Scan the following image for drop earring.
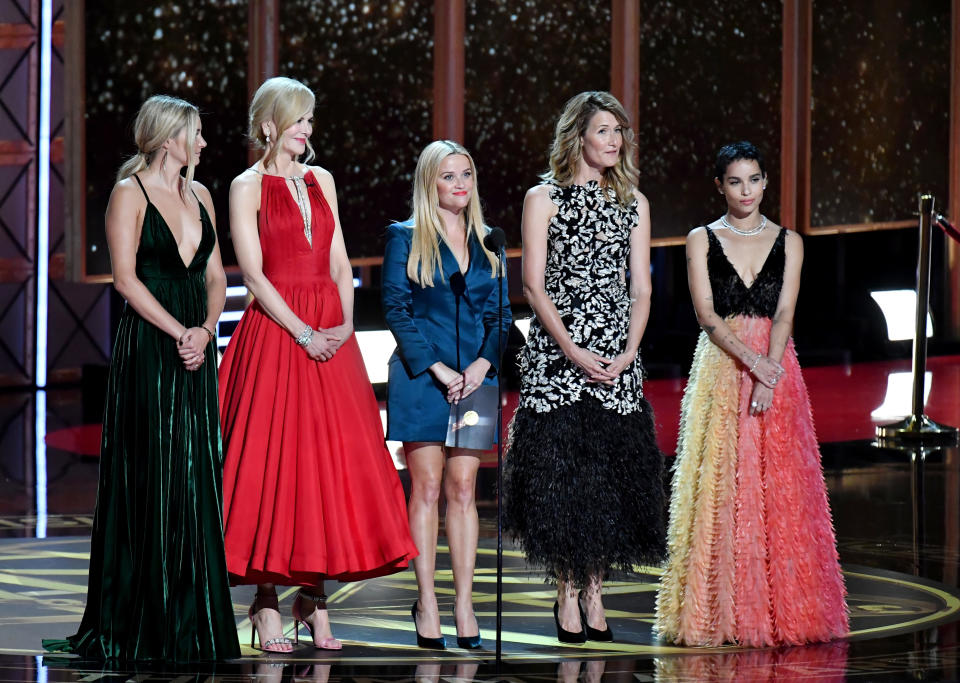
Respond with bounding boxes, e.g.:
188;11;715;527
266;133;271;145
160;151;167;173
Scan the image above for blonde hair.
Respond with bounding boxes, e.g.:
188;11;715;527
407;140;498;287
116;95;200;200
541;91;639;208
249;76;316;170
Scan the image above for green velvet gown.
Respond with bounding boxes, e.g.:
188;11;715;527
44;177;240;662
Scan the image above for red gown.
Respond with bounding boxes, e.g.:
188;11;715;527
218;170;417;585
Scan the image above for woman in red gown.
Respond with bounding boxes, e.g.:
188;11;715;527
218;76;417;652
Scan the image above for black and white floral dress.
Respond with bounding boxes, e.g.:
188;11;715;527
503;180;666;588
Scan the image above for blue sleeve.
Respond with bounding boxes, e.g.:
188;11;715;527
381;224;438;377
478;258;512;372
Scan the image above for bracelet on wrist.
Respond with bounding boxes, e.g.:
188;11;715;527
200;324;216;342
295;325;314;348
749;354;762;374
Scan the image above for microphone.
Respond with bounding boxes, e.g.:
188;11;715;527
449;271;466;298
483;227;506;253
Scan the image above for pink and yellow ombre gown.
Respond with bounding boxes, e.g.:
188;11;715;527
655;226;848;648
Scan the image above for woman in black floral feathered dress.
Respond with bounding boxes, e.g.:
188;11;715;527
504;91;665;644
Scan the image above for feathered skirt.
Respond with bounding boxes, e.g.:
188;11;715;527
503;395;666;588
655;316;848;647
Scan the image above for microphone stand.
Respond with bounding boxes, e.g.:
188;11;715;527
481;226;507;667
493;246;504;668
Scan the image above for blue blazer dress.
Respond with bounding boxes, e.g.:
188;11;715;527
382;220;511;442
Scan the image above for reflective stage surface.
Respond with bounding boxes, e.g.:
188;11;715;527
1;357;960;681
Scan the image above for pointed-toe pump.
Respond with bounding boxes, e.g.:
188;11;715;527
578;591;614;642
553;600;587;644
411;601;446;650
452;605;482;649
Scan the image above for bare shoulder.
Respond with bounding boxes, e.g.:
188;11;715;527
782;226;803;255
631;188;649;210
686;225;708;242
231;168;261;192
308;165;334;184
189;179;213;202
524;184;557;214
109;177;146;208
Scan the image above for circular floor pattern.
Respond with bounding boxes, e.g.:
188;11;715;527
2;535;958;664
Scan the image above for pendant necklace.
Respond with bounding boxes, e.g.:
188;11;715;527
721;213;766;236
289;176;312;246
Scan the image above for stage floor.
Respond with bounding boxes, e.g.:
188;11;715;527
1;357;960;680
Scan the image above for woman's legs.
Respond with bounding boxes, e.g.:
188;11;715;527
295;581;340;648
580;573;608;631
556;579;582;632
250;582;294;652
445;448;481;636
405;442;445;639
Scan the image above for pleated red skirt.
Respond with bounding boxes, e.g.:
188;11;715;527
218;280;417;585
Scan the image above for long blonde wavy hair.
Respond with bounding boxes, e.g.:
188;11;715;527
249;77;316;171
407;140;498;287
541;91;638;208
116;95;200;201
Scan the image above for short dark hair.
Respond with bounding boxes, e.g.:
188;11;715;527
715;141;765;180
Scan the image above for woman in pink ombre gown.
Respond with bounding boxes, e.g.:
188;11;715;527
655;141;848;647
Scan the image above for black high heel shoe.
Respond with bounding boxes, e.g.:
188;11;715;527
578;590;614;642
452;605;482;649
411;601;446;650
553;600;587;644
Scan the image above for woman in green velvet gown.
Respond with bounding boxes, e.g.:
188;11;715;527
43;95;240;661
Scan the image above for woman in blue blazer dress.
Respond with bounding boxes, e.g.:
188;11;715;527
382;140;511;650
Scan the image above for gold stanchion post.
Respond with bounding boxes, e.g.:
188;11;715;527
877;194;959;444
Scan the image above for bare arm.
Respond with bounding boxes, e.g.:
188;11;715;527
603;192;652;380
314;167;354;349
748;229;801;414
229;171;337;360
106;180;189;341
766;230;802;363
521;185;615;383
686;227;780;387
194;182;226;333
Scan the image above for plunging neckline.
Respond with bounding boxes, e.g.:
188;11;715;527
145;200;207;270
708;226;783;290
256;168;316;252
132;174;206;269
441;230;471;275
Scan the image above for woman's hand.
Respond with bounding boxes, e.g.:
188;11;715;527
316;322;354;357
565;344;616;384
600;351;636;384
749;354;784;388
302;330;341;362
430;362;465;403
459;358;492;399
749;382;775;415
178;327;208;371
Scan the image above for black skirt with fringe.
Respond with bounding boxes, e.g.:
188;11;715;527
503;396;666;588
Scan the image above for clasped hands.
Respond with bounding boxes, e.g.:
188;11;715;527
177;327;211;371
566;344;634;385
302;323;352;362
748;353;784;416
432;358;492;404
